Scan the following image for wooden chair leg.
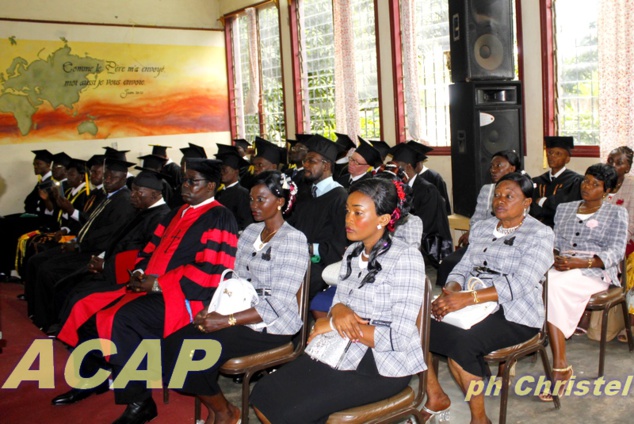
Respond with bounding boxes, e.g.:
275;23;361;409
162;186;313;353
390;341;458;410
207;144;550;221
598;307;611;378
621;301;634;352
194;397;201;424
163;386;169;404
497;359;514;424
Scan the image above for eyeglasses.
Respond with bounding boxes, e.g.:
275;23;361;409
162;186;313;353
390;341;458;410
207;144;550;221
182;178;208;186
302;158;327;166
348;157;368;166
290;145;308;152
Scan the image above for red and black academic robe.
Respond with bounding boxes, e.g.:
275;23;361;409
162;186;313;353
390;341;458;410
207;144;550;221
58;201;238;347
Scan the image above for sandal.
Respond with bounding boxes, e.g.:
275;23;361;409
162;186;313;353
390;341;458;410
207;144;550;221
539;365;573;402
617;328;630;343
421;405;450;423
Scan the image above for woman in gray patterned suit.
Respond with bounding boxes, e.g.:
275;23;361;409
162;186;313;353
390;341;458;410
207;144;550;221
540;163;627;401
423;173;554;423
251;178;426;423
162;170;308;424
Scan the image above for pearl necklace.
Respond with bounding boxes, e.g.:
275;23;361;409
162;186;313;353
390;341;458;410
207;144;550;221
496;219;524;235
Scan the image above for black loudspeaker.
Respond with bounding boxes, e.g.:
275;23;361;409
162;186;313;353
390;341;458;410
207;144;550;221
450;81;523;216
449;0;515;82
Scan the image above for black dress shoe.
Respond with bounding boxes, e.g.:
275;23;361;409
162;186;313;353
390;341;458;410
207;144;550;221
51;382;109;405
112;398;157;424
46;323;62;337
16;293;26;301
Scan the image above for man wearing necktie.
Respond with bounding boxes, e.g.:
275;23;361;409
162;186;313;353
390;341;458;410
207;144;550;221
287;134;348;299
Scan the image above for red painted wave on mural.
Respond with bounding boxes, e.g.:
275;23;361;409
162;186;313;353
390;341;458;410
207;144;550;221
0;92;229;141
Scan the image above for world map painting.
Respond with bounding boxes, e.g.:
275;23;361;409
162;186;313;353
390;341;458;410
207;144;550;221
0;21;229;144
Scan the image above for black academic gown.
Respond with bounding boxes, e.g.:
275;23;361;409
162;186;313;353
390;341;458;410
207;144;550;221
26;187;137;330
336;171;372;190
531;168;583;228
410;176;453;267
0;175;55;275
287;185;348;298
422;168;451;215
216;183;253;232
57;203;172;326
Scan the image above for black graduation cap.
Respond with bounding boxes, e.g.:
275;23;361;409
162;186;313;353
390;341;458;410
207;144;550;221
370;140;390;161
138;154;167;171
545;136;574;153
102;147;130;161
406;140;434;162
254;137;284;165
104;157;135;173
184;158;222;184
233;139;251;151
355;136;383;167
296;133;314;143
67;158;87;174
215;145;250;169
150;144;170;157
305;134;341;163
388;143;419;167
87;154;105;168
132;170;164;191
52;152;72;169
180;143;207;159
32;149;54;163
334;132;356;151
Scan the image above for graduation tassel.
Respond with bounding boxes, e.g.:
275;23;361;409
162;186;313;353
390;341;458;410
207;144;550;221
85;171;90;196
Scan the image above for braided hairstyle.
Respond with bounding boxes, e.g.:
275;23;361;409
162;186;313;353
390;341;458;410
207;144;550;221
343;178;409;288
252;170;299;215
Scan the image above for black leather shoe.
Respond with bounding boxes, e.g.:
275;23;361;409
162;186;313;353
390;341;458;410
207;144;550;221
16;293;26;301
112;398;157;424
51;382;109;405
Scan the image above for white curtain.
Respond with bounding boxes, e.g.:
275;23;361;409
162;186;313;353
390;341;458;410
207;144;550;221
244;7;260;115
401;0;422;141
598;0;634;159
333;0;360;141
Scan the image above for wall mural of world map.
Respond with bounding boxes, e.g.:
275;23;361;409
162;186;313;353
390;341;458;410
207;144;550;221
0;21;229;144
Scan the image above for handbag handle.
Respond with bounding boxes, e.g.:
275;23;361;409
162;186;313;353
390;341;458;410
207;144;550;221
220;268;240;282
467;276;486;291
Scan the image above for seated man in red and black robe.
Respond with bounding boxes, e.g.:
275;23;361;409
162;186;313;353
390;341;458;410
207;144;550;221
50;158;239;424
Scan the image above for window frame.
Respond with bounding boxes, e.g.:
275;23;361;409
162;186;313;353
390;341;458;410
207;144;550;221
224;1;287;142
540;0;599;158
390;0;526;157
288;0;383;140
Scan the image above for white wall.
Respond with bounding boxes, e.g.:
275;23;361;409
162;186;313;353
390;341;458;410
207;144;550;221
0;0;225;215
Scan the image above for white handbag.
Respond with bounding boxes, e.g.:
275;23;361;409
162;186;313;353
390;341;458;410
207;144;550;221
207;269;258;315
321;260;342;286
440;277;497;330
305;330;352;369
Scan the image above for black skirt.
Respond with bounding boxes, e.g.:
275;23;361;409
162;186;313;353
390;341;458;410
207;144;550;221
430;308;539;377
250;351;410;424
162;324;291;395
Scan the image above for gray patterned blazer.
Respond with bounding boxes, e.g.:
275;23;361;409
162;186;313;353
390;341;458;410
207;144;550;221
394;214;423;249
448;215;554;328
331;238;427;377
470;184;495;227
553;201;628;285
235;221;309;335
